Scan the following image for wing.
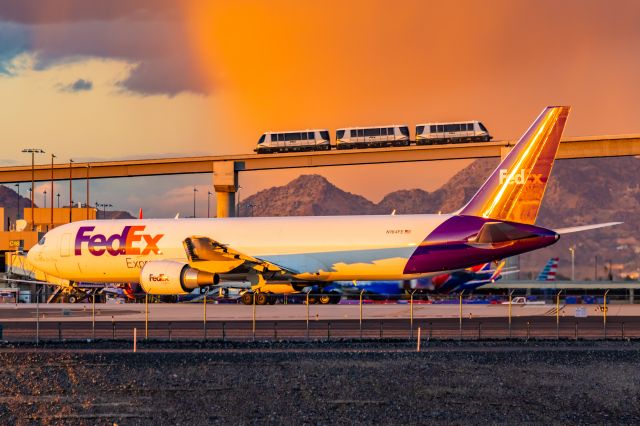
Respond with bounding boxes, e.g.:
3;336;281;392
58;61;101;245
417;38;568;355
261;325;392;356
183;236;299;275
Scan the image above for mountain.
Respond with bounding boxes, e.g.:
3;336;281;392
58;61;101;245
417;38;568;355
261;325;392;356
0;185;135;226
0;185;35;229
239;157;640;279
238;174;377;216
98;210;136;220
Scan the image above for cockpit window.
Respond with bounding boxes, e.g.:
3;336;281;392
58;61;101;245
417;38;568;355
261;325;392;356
38;237;46;245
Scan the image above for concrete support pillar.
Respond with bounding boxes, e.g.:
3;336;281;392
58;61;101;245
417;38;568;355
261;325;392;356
629;288;634;304
213;161;240;218
215;191;236;218
500;145;513;161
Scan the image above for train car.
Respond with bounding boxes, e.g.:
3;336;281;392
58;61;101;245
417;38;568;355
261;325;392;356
415;121;491;145
335;125;410;150
255;129;330;154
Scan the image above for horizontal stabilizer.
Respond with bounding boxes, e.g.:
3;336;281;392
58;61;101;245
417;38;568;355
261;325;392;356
554;222;622;235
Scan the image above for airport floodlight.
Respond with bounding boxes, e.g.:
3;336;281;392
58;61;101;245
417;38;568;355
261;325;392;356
22;148;45;154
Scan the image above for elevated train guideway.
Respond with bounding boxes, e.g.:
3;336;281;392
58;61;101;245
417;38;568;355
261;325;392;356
0;134;639;217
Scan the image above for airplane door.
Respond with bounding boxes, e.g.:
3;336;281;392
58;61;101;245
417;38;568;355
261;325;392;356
60;233;71;257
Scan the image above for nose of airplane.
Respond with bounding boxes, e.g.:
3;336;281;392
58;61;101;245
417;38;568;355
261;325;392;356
26;243;41;267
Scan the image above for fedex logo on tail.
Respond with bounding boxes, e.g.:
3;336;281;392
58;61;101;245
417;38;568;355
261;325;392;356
499;169;546;185
75;226;164;256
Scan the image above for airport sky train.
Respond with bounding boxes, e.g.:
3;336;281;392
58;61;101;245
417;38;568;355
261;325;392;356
26;106;620;303
255;121;492;153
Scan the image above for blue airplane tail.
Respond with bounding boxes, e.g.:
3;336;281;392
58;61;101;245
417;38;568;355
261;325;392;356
537;257;559;281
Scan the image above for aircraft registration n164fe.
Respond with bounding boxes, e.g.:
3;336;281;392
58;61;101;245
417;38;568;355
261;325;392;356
27;106;619;296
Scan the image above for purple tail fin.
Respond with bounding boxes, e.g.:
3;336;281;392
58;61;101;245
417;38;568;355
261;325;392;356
459;106;570;225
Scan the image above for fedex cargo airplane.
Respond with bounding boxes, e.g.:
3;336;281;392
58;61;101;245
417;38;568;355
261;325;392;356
26;106;618;300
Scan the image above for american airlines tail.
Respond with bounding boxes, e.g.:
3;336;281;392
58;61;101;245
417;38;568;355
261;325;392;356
536;257;559;281
460;106;570;224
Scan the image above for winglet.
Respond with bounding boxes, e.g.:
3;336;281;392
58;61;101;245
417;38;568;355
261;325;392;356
460;106;570;224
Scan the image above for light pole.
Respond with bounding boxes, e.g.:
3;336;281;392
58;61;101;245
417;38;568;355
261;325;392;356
14;183;20;219
68;159;74;222
50;153;55;229
85;163;91;219
22;148;45;230
56;193;60;208
207;191;212;218
43;190;47;208
105;203;112;219
193;187;198;218
569;246;575;281
236;186;242;217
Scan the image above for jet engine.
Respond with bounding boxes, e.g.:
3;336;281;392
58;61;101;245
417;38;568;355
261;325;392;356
140;260;220;295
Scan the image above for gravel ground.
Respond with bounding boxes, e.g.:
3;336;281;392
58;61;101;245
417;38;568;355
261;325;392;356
1;340;639;425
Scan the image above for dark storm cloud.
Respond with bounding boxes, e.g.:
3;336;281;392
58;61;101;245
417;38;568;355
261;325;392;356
0;0;183;24
0;0;209;95
60;78;93;92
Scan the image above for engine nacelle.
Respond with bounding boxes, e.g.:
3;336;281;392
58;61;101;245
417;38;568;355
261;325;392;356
140;260;220;295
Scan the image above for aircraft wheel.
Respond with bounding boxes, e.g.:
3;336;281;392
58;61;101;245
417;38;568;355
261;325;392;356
255;292;268;305
318;294;332;304
329;291;342;304
68;295;78;304
241;292;254;305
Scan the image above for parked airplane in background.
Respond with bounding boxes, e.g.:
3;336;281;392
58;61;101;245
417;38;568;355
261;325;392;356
333;257;559;299
26;106;620;304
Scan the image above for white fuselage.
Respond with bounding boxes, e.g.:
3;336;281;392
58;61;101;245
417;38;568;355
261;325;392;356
27;214;451;283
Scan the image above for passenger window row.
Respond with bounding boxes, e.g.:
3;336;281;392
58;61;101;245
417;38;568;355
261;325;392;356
429;123;475;133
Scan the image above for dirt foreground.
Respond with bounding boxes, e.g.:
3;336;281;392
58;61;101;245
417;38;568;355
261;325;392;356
1;341;639;425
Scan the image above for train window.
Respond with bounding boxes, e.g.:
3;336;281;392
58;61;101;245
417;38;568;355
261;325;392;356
430;125;436;132
337;130;345;139
258;134;266;144
479;122;488;132
320;131;329;140
275;134;281;141
364;128;380;137
437;125;443;132
357;129;364;137
307;132;313;139
350;130;356;137
416;126;424;135
400;127;409;136
387;127;394;135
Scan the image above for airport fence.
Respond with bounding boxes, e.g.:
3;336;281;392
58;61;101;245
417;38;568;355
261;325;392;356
0;290;639;344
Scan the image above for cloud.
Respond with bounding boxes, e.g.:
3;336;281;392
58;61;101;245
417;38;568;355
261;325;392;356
60;78;93;92
0;22;29;74
0;2;209;95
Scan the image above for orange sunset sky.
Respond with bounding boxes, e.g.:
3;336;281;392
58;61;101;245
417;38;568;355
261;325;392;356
1;0;639;216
